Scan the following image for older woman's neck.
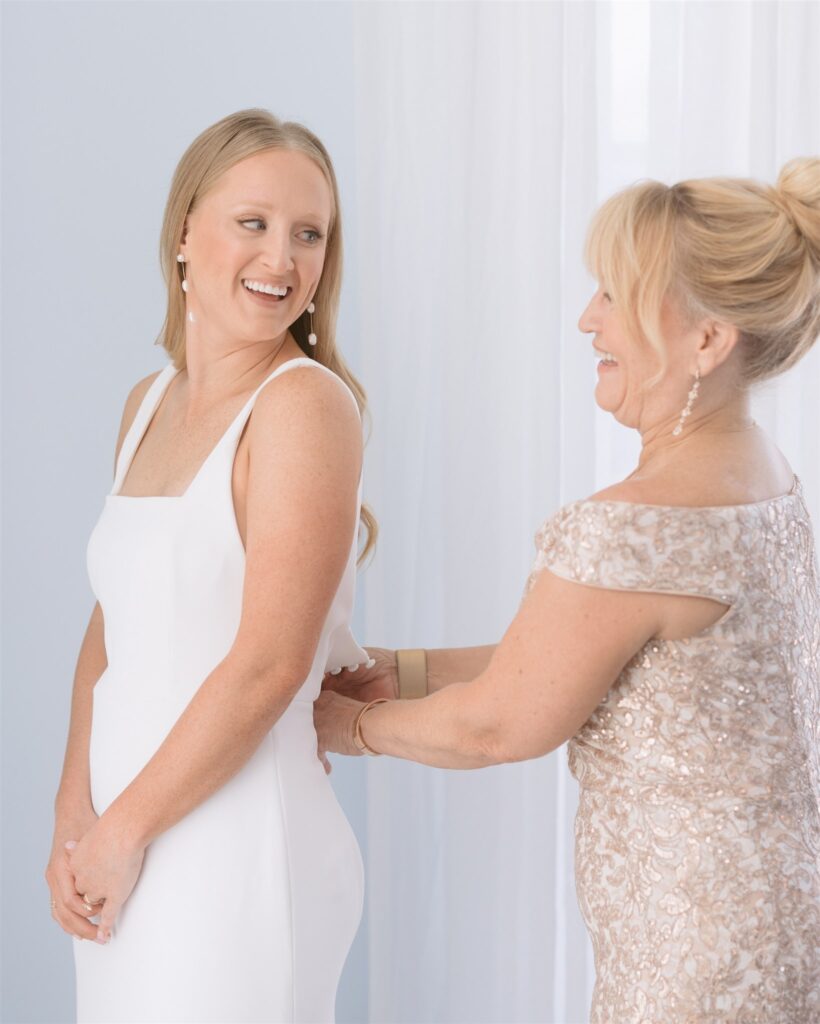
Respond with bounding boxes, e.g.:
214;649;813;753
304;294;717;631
637;387;754;471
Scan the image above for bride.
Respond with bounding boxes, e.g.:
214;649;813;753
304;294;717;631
46;108;375;1023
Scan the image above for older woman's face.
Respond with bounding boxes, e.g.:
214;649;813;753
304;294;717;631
578;287;690;432
180;148;332;343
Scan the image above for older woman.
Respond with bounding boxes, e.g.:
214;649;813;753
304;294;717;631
316;160;820;1021
46;109;376;1023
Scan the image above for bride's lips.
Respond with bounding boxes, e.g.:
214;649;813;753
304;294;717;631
242;283;292;307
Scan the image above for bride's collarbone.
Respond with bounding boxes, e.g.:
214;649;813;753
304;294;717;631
122;398;252;497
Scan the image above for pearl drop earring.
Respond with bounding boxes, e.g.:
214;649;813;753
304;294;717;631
307;301;317;347
672;368;701;437
176;252;188;293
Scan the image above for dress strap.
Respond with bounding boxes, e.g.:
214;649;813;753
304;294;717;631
215;357;361;451
111;363;179;496
182;357;362;500
245;357;361;421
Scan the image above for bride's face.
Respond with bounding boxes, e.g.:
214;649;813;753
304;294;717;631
179;148;332;343
578;286;691;433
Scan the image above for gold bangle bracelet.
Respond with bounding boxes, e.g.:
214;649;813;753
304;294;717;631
396;648;427;699
353;697;390;756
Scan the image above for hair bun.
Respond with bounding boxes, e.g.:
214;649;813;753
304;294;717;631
775;157;820;262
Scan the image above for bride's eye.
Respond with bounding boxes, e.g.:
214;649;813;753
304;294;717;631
240;218;265;231
299;229;323;243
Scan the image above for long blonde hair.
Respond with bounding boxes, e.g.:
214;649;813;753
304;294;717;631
155;108;377;562
584;157;820;386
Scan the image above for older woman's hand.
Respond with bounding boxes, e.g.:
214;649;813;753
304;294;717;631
64;815;146;943
314;690;368;772
322;647;398;703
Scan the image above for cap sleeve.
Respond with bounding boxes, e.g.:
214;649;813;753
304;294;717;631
525;500;742;606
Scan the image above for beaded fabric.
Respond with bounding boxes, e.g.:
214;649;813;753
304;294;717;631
525;478;820;1023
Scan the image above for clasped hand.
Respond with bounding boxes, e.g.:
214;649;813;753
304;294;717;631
62;816;146;944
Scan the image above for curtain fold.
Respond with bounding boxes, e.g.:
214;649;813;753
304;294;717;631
348;3;819;1021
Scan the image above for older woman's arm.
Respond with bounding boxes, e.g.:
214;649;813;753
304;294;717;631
426;646;496;692
318;568;667;769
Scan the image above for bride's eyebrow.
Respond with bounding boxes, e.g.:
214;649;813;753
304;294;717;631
232;199;327;222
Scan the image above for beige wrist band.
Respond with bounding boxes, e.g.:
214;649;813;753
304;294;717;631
396;648;427;699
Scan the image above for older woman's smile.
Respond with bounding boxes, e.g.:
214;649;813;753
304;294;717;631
593;346;618;370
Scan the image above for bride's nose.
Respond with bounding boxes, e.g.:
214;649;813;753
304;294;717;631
260;227;295;275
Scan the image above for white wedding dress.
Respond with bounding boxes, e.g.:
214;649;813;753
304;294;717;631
73;357;368;1023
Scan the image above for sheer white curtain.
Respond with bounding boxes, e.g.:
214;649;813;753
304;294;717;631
347;3;819;1022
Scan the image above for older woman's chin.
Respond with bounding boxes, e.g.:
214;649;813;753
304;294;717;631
593;381;621;414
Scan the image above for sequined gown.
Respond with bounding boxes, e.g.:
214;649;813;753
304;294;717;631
526;479;820;1023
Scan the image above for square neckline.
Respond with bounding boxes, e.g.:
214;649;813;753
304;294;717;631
108;357;317;501
110;364;204;501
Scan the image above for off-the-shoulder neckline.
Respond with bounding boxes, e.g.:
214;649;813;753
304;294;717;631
568;475;801;513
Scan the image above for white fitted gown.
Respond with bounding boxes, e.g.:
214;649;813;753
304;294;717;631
73;357;367;1023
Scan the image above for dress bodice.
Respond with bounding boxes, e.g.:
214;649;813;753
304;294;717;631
87;357;369;708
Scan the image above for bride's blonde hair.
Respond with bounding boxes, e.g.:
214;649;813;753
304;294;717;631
155;108;377;563
584;158;820;386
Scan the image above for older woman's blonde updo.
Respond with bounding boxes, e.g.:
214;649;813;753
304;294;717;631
154;107;377;561
584;157;820;386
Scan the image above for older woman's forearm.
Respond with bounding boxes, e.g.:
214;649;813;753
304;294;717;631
425;645;497;693
360;675;505;768
99;654;300;850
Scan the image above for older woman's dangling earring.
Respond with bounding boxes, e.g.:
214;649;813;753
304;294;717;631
177;252;188;293
672;367;701;437
307;301;317;347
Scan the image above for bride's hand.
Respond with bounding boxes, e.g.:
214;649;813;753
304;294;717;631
46;804;106;942
321;647;398;703
64;814;146;943
314;691;368;772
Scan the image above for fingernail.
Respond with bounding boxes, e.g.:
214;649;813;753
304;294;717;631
64;840;77;850
96;929;108;943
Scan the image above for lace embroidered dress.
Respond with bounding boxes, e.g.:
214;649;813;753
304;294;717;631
525;478;820;1023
